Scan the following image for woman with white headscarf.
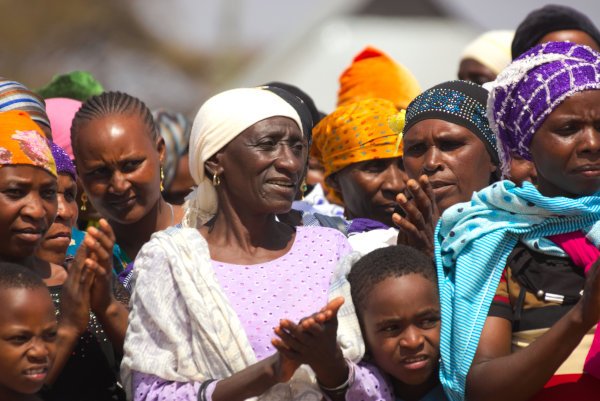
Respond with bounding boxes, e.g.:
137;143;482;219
121;86;363;401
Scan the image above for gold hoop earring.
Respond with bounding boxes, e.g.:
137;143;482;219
212;173;221;186
160;167;165;192
80;192;88;212
300;179;308;200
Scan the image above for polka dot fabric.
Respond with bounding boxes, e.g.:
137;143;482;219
213;226;352;361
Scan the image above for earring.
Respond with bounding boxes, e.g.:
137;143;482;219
160;167;165;192
212;173;221;186
80;192;88;212
300;179;308;200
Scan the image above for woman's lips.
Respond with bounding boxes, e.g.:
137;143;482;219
572;165;600;177
108;196;137;210
44;230;72;245
13;228;45;244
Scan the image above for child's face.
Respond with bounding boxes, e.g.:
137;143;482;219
362;273;440;388
0;287;57;397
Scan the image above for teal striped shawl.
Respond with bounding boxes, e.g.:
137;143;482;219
434;180;600;400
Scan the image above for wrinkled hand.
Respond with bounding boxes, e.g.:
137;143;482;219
272;297;347;388
580;255;600;329
394;175;439;258
83;219;117;315
59;241;94;335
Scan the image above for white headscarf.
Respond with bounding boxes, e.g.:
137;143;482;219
461;30;514;75
183;87;304;227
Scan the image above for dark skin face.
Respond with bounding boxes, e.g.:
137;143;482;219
361;274;441;401
403;119;496;213
0;287;57;399
530;90;600;198
539;30;600;52
35;173;78;265
457;58;497;85
327;157;406;227
0;166;58;263
208;116;308;216
73;114;165;225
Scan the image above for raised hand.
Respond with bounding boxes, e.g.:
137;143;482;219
82;219;116;314
272;297;348;389
59;241;94;335
394;175;439;258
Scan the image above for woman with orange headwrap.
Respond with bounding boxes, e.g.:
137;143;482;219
311;98;407;252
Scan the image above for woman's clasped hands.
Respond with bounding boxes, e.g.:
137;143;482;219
271;297;349;392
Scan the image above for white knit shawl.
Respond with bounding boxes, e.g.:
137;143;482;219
121;227;364;400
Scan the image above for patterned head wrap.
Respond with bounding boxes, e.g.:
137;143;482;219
0;110;56;176
184;87;304;227
461;30;515;75
403;80;499;166
46;98;82;160
50;141;76;180
487;41;600;178
337;46;421;110
311;98;402;204
35;71;104;102
512;4;600;60
153;109;192;191
0;79;50;130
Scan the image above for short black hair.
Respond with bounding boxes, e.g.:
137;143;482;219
0;262;46;291
348;245;437;317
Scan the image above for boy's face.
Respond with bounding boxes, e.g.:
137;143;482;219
0;287;57;397
362;273;440;390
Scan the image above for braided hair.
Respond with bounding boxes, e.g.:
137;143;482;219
348;245;437;318
70;91;157;154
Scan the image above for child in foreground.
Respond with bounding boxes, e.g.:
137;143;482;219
0;263;57;401
273;245;447;401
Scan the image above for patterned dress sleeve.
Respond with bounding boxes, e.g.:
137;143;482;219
322;361;394;401
132;372;203;401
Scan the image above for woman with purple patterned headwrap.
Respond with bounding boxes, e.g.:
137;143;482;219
435;41;600;401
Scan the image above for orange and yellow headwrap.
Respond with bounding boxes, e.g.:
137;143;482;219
0;110;56;176
337;46;421;110
311;98;405;203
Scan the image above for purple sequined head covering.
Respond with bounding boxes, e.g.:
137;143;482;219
49;141;76;180
486;41;600;177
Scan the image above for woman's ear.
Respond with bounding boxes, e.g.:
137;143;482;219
156;136;166;165
204;153;223;179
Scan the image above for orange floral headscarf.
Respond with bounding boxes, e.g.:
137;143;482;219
0;110;56;176
337;46;421;110
311;98;404;204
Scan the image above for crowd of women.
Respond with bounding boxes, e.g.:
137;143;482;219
2;3;600;401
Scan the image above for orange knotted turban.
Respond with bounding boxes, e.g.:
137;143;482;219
337;46;421;110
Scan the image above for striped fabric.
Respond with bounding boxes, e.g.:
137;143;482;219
0;79;50;128
434;180;600;401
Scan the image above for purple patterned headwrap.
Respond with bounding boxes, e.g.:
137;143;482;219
49;141;76;180
486;41;600;177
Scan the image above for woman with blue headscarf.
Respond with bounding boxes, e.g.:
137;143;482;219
437;42;600;401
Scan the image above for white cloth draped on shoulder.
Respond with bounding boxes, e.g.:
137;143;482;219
121;226;364;400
